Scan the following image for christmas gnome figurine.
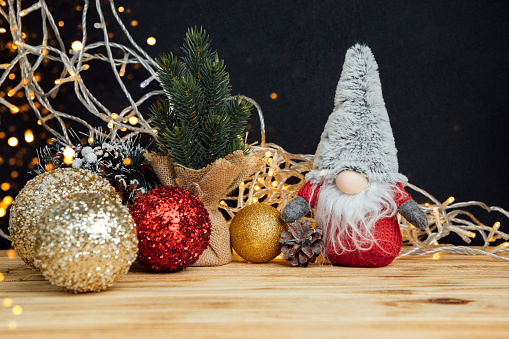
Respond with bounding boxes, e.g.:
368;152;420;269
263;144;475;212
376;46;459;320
282;43;428;268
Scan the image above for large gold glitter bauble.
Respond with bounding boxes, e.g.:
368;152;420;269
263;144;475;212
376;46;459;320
8;168;120;268
34;192;138;293
230;204;287;263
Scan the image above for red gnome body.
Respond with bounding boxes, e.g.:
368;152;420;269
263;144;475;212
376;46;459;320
281;44;428;268
297;181;412;267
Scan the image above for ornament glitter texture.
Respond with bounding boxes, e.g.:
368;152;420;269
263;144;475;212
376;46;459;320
230;204;287;263
129;186;211;272
9;168;121;268
34;192;138;293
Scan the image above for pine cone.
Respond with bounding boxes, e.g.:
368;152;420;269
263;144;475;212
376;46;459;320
279;220;323;267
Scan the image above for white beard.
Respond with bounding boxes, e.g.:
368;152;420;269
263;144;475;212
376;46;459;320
314;181;400;254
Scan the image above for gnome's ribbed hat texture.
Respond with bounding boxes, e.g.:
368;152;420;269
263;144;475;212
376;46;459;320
306;43;407;185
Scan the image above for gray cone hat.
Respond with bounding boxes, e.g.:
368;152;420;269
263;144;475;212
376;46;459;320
306;43;407;185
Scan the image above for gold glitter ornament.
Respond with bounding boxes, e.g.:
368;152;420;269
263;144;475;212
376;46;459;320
8;168;121;268
230;204;287;263
34;192;138;293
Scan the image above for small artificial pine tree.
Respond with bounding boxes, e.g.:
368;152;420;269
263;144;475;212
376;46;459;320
149;27;252;170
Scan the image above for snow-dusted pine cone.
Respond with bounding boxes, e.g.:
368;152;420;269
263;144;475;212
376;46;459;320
279;220;323;267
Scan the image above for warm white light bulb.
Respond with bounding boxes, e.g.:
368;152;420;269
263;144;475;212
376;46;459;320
62;147;75;158
71;40;83;51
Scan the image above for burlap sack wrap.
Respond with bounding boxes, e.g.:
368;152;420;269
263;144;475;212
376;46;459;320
145;150;258;266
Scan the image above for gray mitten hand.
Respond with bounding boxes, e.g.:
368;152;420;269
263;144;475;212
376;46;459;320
398;200;428;230
281;196;310;223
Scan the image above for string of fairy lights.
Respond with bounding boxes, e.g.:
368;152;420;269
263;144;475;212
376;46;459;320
0;0;508;264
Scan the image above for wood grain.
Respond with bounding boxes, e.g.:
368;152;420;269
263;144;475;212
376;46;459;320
1;249;508;338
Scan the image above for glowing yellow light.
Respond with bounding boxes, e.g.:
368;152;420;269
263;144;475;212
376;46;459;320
111;113;118;119
272;181;278;187
254;185;260;191
12;305;22;315
128;116;138;125
7;137;18;147
239;182;245;190
7;89;15;97
131;20;138;27
441;196;455;209
71;40;83;51
54;79;62;85
107;121;114;129
3;298;13;307
146;37;156;45
465;231;476;238
37;119;42;125
123;158;132;166
0;208;5;218
0;273;4;281
45;163;54;171
268;169;274;176
252;197;258;203
152;129;158;134
3;196;13;205
58;21;64;27
63;157;73;165
88;137;94;144
270;92;278;100
493;222;501;230
118;6;125;12
7;249;16;258
63;147;75;158
432;253;441;260
265;151;271;157
11;171;18;179
8;73;15;80
10;105;19;114
0;28;6;33
220;200;227;207
24;130;34;143
8;321;17;330
488;221;502;242
120;127;127;132
1;183;10;191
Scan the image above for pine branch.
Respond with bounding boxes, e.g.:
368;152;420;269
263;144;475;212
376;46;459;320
182;26;213;82
151;27;252;169
156;53;185;81
201;54;230;114
227;96;253;136
168;75;204;135
202;113;230;164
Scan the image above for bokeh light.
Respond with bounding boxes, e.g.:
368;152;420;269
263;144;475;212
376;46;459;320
71;40;83;51
146;37;156;45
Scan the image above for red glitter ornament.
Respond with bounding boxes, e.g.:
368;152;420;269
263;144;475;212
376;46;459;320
129;186;211;272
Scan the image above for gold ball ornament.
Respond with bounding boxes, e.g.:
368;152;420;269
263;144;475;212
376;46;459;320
8;168;121;268
230;204;287;263
34;192;138;293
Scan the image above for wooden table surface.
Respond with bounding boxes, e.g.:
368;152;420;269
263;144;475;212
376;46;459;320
1;249;508;339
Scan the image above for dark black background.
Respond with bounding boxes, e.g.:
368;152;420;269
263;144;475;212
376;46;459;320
1;0;508;248
129;1;508;206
